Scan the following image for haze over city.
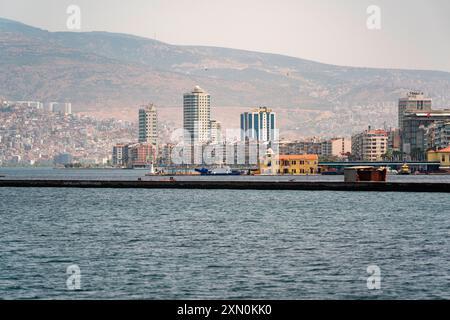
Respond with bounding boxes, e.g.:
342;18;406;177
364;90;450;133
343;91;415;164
1;0;450;72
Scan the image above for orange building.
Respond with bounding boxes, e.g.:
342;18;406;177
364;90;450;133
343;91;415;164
260;153;319;175
427;146;450;170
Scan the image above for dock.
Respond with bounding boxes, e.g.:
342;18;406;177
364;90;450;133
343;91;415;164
0;179;449;192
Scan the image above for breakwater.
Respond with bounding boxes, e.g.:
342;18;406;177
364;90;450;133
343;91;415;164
0;179;449;192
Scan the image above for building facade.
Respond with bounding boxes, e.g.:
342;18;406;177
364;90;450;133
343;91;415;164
328;138;351;158
112;143;129;167
183;86;211;144
351;128;388;161
240;107;277;142
388;129;401;152
260;152;319;175
398;92;450;159
279;138;350;159
128;143;157;168
427;146;450;170
425;121;450;151
279;139;323;156
401;110;450;159
138;104;158;145
398;91;432;131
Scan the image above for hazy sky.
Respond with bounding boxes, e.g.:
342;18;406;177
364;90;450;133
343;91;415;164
1;0;450;72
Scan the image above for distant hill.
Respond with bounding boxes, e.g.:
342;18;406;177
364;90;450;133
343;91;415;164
1;17;450;137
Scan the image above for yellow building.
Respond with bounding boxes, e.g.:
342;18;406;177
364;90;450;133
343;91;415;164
260;153;319;175
427;146;450;170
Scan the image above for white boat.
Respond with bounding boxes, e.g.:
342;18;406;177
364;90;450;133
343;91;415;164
195;166;241;176
386;167;398;175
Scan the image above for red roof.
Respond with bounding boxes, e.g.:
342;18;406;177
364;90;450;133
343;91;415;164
276;154;318;161
438;146;450;153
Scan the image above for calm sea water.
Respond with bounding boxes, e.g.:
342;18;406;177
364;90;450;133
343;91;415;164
0;168;449;299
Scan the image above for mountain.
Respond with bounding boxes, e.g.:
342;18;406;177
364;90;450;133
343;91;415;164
1;17;450;137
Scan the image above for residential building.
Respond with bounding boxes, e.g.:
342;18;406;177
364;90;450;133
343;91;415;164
183;86;211;144
325;137;351;158
279;139;322;156
128;143;157;168
112;143;129;167
279;138;350;158
388;129;401;152
260;151;319;175
138;104;158;145
351;128;388;161
240;107;277;142
425;121;450;151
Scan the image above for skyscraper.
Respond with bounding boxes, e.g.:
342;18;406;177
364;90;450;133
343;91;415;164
398;91;432;131
138;104;158;145
183;86;211;144
240;107;277;142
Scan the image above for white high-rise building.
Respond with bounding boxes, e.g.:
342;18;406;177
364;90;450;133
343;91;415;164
183;86;211;144
138;103;158;145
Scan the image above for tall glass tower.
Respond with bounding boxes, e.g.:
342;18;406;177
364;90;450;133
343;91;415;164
240;107;277;142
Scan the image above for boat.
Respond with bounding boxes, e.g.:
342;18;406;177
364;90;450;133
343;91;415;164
195;166;242;176
386;167;398;175
398;164;411;175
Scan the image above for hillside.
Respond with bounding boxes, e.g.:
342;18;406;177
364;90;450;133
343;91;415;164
1;17;450;137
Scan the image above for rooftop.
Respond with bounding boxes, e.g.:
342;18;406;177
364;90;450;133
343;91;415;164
275;154;319;161
438;146;450;153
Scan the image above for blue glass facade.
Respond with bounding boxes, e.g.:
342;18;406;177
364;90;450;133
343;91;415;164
240;108;276;142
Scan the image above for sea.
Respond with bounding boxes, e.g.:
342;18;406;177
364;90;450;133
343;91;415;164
0;168;449;299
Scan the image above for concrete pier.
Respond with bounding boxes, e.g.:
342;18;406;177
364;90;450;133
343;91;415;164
0;179;449;192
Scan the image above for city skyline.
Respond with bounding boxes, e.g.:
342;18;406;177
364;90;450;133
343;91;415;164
3;88;449;169
1;1;450;305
